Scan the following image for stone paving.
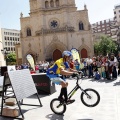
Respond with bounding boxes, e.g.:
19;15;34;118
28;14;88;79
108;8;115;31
0;76;120;120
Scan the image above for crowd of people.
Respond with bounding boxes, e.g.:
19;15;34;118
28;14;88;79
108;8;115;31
69;53;120;80
15;52;120;80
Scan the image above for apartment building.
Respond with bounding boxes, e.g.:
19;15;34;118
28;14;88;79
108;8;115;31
92;18;115;36
114;4;120;24
0;28;20;53
0;28;20;66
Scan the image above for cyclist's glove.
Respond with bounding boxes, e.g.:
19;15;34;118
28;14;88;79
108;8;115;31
72;73;79;78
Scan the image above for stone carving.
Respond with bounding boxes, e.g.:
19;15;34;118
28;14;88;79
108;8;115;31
36;26;75;35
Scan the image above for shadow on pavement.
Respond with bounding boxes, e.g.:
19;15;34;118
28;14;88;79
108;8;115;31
89;78;116;83
113;81;120;86
27;94;50;99
46;114;64;120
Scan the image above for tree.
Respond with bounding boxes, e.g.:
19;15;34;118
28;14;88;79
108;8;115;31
6;53;16;65
94;36;117;56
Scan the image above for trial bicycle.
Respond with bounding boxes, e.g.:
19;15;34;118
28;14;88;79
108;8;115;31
50;74;100;115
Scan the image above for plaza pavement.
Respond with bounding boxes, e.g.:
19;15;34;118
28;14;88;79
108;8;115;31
0;76;120;120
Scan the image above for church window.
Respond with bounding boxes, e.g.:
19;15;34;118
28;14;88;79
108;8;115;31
79;22;84;30
50;0;54;7
50;20;58;29
26;28;32;36
56;0;59;7
45;1;49;8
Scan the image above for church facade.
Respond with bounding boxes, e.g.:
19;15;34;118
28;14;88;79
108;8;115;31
20;0;94;63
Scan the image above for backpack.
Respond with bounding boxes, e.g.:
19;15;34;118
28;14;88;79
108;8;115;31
95;72;101;80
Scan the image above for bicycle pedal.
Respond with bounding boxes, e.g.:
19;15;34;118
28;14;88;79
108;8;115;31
66;99;75;105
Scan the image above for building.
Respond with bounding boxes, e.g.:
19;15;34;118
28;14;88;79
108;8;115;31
0;28;20;53
0;29;5;66
20;0;94;63
0;28;20;66
92;18;119;42
114;4;120;24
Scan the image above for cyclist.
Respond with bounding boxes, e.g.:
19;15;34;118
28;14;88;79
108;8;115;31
47;50;78;104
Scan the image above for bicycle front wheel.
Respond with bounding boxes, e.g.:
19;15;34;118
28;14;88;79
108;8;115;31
50;98;66;115
81;88;100;107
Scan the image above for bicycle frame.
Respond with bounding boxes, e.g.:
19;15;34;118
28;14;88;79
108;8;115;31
68;78;91;100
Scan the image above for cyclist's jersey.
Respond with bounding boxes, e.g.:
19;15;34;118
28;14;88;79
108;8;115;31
47;58;69;75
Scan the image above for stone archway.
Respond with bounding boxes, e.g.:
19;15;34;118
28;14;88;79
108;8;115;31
81;48;87;58
45;41;67;60
53;49;62;61
78;44;91;58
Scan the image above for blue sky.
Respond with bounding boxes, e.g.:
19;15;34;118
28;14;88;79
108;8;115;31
0;0;120;30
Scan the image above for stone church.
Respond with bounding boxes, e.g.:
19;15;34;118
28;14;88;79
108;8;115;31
20;0;94;63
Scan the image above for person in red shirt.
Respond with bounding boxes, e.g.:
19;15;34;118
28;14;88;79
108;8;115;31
69;58;74;69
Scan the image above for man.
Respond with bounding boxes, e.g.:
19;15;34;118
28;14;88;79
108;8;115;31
47;51;78;104
87;56;93;78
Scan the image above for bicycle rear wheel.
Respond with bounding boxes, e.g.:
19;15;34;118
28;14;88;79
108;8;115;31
50;98;66;115
81;88;100;107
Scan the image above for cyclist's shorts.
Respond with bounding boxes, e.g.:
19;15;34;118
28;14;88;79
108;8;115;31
47;74;66;85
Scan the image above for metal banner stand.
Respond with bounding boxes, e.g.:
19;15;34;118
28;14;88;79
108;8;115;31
0;71;43;120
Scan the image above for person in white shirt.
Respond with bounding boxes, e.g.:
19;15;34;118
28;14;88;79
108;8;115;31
87;56;93;78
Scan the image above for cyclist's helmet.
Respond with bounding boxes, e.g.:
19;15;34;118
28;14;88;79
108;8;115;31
62;51;72;57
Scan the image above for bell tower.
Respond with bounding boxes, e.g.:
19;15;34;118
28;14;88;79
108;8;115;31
61;0;75;6
29;0;76;13
29;0;45;12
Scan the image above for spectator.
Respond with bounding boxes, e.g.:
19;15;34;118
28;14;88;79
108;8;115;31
69;58;74;69
87;56;93;78
74;59;80;71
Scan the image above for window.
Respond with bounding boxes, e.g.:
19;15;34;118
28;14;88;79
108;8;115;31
114;11;116;14
8;47;10;51
79;22;84;30
15;38;17;41
8;42;10;46
5;42;7;46
50;0;54;7
26;28;32;36
4;37;6;40
56;0;59;7
45;1;49;8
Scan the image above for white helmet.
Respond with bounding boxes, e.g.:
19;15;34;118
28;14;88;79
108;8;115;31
62;51;72;57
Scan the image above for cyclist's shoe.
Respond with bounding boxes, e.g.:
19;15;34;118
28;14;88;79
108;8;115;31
58;96;64;103
66;99;75;105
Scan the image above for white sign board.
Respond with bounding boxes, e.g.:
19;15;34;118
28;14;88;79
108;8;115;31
8;69;37;101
